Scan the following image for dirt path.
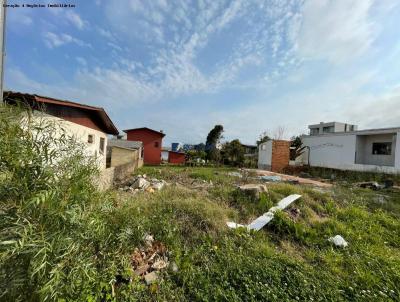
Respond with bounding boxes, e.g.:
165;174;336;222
245;169;333;188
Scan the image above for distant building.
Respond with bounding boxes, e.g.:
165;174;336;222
301;124;400;174
241;144;257;157
168;151;186;165
308;121;358;135
171;142;183;152
4;91;118;169
123;127;165;165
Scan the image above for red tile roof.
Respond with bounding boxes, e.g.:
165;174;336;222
4;91;119;135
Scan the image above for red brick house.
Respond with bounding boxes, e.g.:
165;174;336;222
168;151;185;165
123;127;165;165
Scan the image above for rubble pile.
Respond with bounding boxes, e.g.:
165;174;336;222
131;235;175;285
119;174;167;193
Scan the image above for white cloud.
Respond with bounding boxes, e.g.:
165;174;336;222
296;0;377;63
43;32;92;49
65;11;87;30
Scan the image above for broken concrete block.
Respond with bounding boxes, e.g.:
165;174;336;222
228;172;243;178
152;259;168;270
259;175;281;182
328;235;348;247
144;272;159;285
238;184;268;200
132;177;150;189
152;181;165;191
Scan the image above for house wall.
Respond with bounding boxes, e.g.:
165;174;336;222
31;110;108;169
168;152;185;164
355;134;396;167
110;146;142;168
126;129;163;165
271;140;290;172
301;133;400;174
396;132;400;170
258;141;272;170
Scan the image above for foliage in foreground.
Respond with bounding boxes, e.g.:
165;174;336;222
1;105;400;301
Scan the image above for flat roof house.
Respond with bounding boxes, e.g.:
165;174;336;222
301;123;400;174
123;127;165;165
308;121;358;135
4;91;118;169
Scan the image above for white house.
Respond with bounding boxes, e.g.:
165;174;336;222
300;122;400;174
4;91;119;169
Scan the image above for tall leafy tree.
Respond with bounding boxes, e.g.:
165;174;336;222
205;125;223;161
290;135;306;160
221;139;245;166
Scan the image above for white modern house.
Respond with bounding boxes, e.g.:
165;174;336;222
4;91;119;169
300;122;400;174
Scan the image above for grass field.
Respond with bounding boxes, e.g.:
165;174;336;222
107;165;400;301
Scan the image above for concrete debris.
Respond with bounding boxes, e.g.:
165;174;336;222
227;194;302;231
328;235;348;247
152;260;168;270
238;184;268;200
119;176;168;193
144;272;159;285
357;180;393;190
131;235;170;285
133;177;150;190
228;172;243;178
259;175;282;182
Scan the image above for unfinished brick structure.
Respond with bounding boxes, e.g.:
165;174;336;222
258;140;290;172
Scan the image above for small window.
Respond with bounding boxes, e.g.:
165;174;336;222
372;142;391;155
99;137;105;154
310;128;319;135
154;141;159;148
88;134;94;144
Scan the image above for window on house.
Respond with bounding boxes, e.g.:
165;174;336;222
88;134;94;144
99;137;105;154
372;142;391;155
310;128;319;135
154;141;159;148
323;126;334;133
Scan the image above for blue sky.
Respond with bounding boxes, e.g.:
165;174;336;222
5;0;400;145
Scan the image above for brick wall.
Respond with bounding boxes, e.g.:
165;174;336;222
271;140;290;172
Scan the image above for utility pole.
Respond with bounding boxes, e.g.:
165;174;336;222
0;0;6;101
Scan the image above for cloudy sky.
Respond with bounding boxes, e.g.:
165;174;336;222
5;0;400;145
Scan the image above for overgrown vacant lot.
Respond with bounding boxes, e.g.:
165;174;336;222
1;113;400;302
104;165;400;301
